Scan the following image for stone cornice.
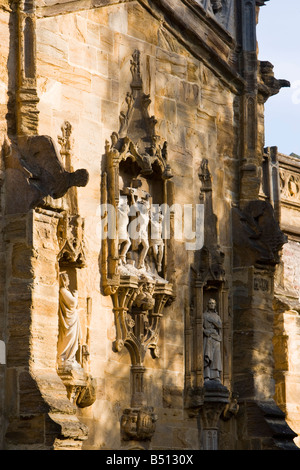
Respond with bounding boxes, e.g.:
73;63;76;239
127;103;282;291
36;0;245;94
36;0;132;17
139;0;244;93
278;153;300;172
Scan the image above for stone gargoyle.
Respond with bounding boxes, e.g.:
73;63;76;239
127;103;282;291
233;200;287;267
17;134;89;207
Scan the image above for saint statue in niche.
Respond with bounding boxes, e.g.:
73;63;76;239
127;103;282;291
57;272;82;370
203;298;222;381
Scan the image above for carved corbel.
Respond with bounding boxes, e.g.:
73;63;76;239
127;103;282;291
221;392;239;421
199;380;230;450
58;368;96;409
121;406;158;444
111;279;174;366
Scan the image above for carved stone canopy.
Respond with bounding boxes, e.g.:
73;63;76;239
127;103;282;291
103;49;175;287
105;49;173;182
57;214;86;268
198;159;225;282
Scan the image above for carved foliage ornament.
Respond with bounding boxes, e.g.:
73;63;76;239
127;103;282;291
280;169;300;205
121;407;158;442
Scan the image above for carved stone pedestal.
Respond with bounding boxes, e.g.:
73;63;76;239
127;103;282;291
112;277;173;446
58;367;96;409
120;406;158;450
199;380;230;450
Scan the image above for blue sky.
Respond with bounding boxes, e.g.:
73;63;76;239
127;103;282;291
257;0;300;156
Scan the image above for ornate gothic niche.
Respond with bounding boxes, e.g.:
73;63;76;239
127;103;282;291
53;122;95;410
185;159;237;450
101;50;175;447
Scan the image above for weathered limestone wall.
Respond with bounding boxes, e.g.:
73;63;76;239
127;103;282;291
31;1;239;449
2;210;90;450
0;2;10;450
0;4;9;137
274;239;300;448
268;150;300;448
1;0;297;452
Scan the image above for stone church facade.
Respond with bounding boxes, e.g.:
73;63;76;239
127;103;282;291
0;0;299;450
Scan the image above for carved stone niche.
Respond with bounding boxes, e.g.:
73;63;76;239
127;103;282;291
101;50;175;447
185;159;238;449
53;122;95;410
57;258;96;410
57;243;96;409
